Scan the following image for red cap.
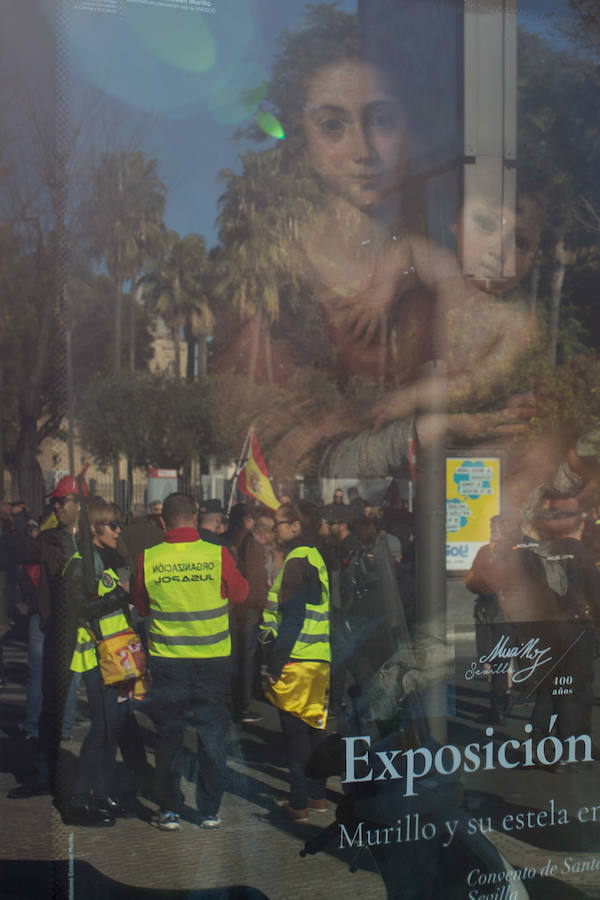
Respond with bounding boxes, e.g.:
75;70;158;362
48;475;90;499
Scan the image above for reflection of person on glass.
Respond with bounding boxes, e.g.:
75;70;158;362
212;9;537;482
261;501;330;820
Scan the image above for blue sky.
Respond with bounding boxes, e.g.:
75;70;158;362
1;0;581;249
66;0;357;246
63;0;575;247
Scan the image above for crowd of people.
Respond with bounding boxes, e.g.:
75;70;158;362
2;459;600;896
0;477;415;830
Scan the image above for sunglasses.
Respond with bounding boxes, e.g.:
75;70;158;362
98;520;122;532
53;496;75;507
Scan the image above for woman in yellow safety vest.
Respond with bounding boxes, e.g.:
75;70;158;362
261;500;331;821
63;497;141;827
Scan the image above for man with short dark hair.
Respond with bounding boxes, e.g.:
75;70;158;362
328;506;360;562
134;492;248;831
197;499;226;544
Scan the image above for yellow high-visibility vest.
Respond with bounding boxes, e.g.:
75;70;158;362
65;553;129;673
143;539;230;658
261;545;330;663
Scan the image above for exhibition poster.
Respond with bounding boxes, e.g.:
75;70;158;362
1;0;600;898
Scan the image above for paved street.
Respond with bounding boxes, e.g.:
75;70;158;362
2;613;600;900
0;631;385;900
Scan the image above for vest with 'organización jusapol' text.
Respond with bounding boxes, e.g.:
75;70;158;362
144;539;230;658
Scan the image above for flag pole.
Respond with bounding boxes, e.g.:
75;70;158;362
227;425;253;516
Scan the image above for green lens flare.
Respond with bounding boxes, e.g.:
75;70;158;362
255;111;285;140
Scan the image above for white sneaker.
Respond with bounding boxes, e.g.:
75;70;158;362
200;815;221;829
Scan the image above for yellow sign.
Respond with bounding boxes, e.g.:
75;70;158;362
446;458;500;570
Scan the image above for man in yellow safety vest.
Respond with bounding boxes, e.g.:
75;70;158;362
260;500;331;821
134;492;248;831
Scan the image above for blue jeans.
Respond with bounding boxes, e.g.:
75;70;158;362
23;613;80;739
150;655;232;817
72;666;130;803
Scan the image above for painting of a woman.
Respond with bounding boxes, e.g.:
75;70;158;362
212;7;541;500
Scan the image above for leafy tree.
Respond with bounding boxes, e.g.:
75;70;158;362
530;355;600;442
550;0;600;60
77;372;225;477
518;28;600;365
0;222;60;509
69;268;155;392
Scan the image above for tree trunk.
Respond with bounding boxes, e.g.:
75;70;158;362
66;326;75;473
114;284;123;373
248;310;262;386
197;336;207;379
182;460;191;495
112;452;120;505
549;240;574;367
172;327;182;378
15;419;44;515
549;263;564;367
126;455;133;515
184;322;196;381
265;331;273;385
186;340;195;381
129;286;136;374
129;276;143;373
113;284;123;498
530;258;540;316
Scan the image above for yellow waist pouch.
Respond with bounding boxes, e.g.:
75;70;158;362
265;661;329;729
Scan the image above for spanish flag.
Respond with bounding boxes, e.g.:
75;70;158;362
237;428;280;511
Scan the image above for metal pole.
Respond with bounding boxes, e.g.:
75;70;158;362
226;426;253;515
415;361;448;744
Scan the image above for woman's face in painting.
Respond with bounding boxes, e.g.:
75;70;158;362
302;59;408;211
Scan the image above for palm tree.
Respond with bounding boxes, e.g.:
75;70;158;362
84;149;166;500
145;231;215;380
85;150;166;374
214;147;320;382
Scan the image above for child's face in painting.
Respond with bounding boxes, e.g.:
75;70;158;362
454;194;542;293
302;59;408;211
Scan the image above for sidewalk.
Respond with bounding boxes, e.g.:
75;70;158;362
0;635;384;899
2;632;600;899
